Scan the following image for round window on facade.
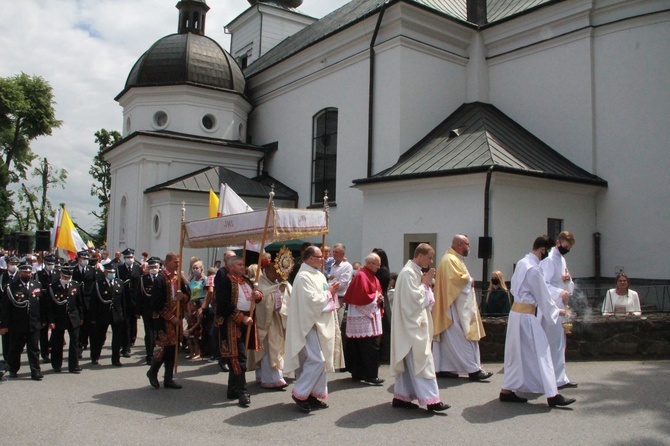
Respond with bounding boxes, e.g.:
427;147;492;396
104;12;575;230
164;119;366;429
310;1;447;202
201;113;217;131
153;111;168;129
152;212;161;236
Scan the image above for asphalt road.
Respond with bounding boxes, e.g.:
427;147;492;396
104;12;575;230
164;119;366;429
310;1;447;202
1;339;669;446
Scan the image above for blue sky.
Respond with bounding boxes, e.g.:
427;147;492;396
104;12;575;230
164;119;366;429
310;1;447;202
0;0;349;235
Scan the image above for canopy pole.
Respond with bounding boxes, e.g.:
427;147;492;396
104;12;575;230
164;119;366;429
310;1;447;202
321;190;329;273
175;202;186;373
245;186;275;350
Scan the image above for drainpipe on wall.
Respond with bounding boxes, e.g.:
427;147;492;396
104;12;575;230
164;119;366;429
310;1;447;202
482;166;494;302
367;2;389;178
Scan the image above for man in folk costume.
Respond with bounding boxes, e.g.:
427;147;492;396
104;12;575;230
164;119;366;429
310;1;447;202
500;236;576;407
146;252;190;389
539;231;578;389
391;243;449;412
137;257;161;365
284;246;340;413
215;256;262;407
90;263;126;366
432;235;492;381
248;253;290;389
46;266;84;373
343;252;384;386
0;263;46;380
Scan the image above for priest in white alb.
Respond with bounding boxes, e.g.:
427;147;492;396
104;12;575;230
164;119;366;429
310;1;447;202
284;246;340;413
248;253;290;390
432;234;491;381
391;243;449;412
499;236;576;407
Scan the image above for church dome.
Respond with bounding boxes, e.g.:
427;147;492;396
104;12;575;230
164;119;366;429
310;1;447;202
119;0;245;97
123;33;245;94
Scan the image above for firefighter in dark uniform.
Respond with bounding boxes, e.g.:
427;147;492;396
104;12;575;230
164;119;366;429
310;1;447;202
72;250;100;358
0;255;20;361
90;263;126;366
137;257;161;365
0;263;46;380
47;266;84;373
117;248;142;358
36;255;58;363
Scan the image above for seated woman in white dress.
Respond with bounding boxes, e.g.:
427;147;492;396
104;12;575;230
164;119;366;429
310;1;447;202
601;273;641;316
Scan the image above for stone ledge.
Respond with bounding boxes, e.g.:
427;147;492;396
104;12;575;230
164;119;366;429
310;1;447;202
480;313;670;361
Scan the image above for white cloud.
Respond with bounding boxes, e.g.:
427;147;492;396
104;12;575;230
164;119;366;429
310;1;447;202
0;0;349;234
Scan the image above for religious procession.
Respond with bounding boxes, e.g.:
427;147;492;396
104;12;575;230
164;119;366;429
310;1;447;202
0;229;584;413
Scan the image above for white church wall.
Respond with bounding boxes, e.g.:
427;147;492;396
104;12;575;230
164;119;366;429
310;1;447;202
591;13;670;279
371;36;468;174
487;31;595;173
359;175;486;276
248;57;371;260
119;86;251;141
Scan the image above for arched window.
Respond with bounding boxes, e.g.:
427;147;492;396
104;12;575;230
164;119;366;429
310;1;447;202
311;108;338;205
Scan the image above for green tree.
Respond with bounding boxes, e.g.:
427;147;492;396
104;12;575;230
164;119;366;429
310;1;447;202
0;73;62;238
6;157;67;232
90;129;120;245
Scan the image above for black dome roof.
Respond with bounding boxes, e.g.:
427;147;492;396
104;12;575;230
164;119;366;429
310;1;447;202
122;33;245;95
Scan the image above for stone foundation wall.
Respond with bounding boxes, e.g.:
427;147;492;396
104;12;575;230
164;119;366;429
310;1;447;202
480;313;670;361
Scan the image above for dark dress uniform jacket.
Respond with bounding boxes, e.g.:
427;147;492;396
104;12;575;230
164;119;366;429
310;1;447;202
71;264;99;312
137;273;156;319
48;280;84;329
1;279;45;333
117;262;142;315
91;278;125;326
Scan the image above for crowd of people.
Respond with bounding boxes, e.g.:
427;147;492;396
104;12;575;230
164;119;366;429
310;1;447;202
0;232;641;412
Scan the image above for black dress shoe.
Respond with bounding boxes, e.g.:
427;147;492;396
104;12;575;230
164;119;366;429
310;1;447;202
8;371;18;378
69;367;82;374
469;370;493;381
164;380;182;389
308;396;329;410
558;381;578;389
292;395;312;413
436;371;459;379
31;373;44;381
547;394;576;407
499;392;528;403
122;352;131;358
238;392;251;407
91;359;99;365
112;362;123;367
218;361;229;372
427;402;450;412
146;370;159;389
392;398;419;409
364;377;385;386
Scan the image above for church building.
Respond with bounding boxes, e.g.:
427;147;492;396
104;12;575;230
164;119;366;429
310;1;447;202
105;0;670;286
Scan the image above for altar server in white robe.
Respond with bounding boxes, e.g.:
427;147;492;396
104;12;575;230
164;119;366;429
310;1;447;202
432;234;492;381
539;231;577;389
499;236;576;407
391;243;449;412
248;253;291;389
284;246;340;413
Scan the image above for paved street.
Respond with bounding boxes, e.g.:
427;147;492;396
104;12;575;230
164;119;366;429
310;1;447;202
1;342;669;446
